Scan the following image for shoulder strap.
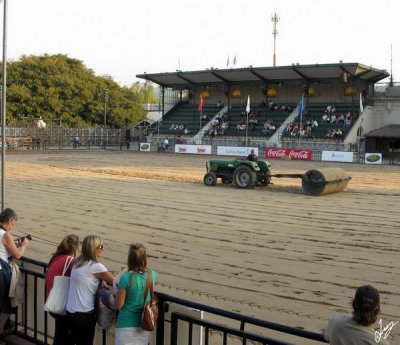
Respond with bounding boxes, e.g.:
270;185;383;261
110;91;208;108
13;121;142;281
143;269;153;302
62;256;73;276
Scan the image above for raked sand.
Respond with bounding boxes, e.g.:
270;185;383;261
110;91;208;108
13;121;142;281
5;151;400;343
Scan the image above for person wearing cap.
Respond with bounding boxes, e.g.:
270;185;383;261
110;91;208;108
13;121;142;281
323;285;389;344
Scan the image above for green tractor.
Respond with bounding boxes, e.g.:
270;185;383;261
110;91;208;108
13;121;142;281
204;158;352;195
203;158;271;188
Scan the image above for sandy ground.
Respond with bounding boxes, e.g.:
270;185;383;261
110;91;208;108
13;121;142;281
4;150;400;343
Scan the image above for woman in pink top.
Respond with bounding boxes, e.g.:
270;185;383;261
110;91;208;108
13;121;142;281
45;234;79;345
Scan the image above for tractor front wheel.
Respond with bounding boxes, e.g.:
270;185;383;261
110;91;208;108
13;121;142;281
233;166;256;189
204;172;217;186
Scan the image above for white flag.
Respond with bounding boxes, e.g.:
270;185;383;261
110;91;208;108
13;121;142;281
359;93;364;113
246;95;250;114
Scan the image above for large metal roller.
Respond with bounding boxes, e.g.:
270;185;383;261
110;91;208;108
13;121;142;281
301;168;351;196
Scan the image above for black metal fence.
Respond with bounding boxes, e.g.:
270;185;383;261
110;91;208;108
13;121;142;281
13;257;327;345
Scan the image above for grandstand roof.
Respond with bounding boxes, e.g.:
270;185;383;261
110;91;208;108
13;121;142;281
364;124;400;138
137;63;389;88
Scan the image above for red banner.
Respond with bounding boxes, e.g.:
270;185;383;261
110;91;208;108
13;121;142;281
265;148;313;161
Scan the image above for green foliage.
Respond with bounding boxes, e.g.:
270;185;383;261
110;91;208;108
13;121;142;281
129;82;159;104
1;54;148;128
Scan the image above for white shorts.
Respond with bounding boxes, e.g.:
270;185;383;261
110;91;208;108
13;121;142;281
115;327;149;345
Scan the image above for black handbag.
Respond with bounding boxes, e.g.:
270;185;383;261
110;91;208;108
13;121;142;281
0;257;12;285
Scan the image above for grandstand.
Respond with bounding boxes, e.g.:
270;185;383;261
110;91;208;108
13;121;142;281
137;63;390;150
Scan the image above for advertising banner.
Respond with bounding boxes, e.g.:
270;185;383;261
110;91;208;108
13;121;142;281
365;153;382;164
322;151;353;163
139;143;151;152
265;148;313;161
175;144;212;155
217;146;259;157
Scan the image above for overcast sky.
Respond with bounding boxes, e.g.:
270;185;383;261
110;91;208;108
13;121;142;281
3;0;399;86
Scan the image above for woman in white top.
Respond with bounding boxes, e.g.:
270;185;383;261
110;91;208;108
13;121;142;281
66;235;113;345
0;208;29;338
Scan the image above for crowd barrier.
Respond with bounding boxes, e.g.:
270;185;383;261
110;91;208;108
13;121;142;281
12;257;327;345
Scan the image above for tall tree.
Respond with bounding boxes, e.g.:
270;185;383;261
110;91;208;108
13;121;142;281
1;54;148;128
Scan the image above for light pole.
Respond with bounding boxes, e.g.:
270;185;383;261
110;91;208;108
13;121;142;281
1;0;7;211
103;89;108;127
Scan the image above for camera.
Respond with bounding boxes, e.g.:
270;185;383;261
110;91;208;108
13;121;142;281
15;234;32;244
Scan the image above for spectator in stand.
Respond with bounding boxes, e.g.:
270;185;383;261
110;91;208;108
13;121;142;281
322;114;328;123
202;113;208;121
312;119;319;128
336;128;343;138
169;124;175;130
183;127;191;135
323;285;389;345
176;135;185;144
216;100;224;108
45;235;80;345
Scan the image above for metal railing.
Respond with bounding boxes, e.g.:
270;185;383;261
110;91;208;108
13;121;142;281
13;257;327;345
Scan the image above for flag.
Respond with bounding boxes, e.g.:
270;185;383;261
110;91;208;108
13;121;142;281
246;95;250;114
359;93;364;113
299;94;305;119
226;54;230;67
198;95;204;112
233;54;237;66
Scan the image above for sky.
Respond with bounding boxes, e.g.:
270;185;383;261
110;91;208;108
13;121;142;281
2;0;400;86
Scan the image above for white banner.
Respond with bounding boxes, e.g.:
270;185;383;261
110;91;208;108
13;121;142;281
217;146;259;157
365;153;382;164
175;144;212;155
322;151;353;163
139;143;151;152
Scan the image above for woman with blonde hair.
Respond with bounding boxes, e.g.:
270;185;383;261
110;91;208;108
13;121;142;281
115;243;157;345
45;234;79;345
66;235;114;345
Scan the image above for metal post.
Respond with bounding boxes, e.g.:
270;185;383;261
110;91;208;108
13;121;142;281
1;0;8;211
103;89;108;127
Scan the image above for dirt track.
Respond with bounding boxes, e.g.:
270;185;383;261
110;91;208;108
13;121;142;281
6;151;400;342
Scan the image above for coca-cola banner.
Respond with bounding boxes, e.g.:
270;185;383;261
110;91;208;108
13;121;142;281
265;148;313;161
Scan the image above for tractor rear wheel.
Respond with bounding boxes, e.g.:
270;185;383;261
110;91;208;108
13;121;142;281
204;172;217;186
233;166;256;188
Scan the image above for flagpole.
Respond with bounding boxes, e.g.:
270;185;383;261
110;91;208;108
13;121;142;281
299;94;304;149
245;112;249;147
200;109;202;131
245;95;250;147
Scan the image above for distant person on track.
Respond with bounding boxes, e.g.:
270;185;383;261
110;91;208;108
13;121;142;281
323;285;389;345
162;138;169;151
247;149;258;162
